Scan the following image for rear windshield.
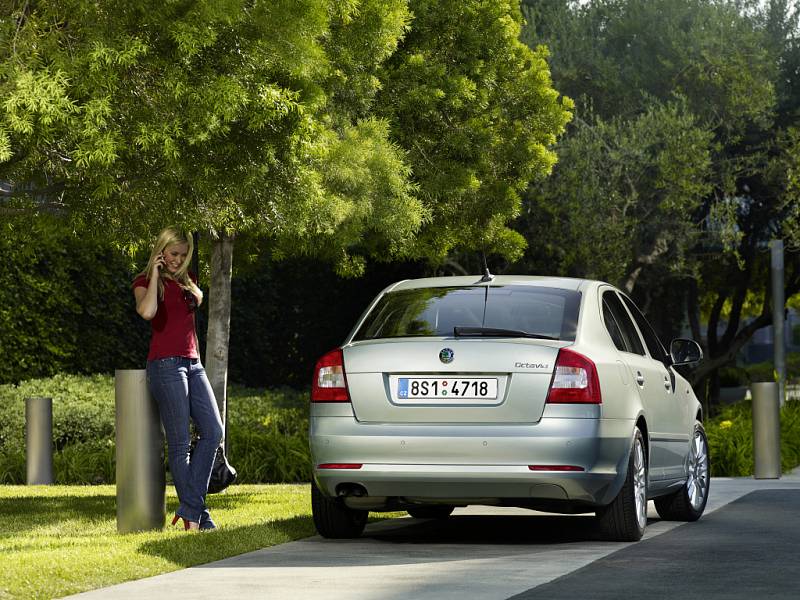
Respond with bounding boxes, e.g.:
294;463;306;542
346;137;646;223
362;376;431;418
353;285;581;341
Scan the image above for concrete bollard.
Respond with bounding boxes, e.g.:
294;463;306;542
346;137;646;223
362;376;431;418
751;382;781;479
25;397;54;485
115;369;166;533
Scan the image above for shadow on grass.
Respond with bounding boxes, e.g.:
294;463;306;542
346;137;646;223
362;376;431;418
0;484;308;537
0;495;116;535
203;488;309;511
136;515;316;568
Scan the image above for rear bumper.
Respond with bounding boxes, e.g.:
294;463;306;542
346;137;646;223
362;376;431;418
310;409;635;509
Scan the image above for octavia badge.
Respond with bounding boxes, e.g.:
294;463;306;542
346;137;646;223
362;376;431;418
439;348;454;364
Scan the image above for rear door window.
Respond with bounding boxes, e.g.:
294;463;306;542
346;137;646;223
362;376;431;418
353;285;581;341
602;291;646;355
602;296;628;352
621;295;669;364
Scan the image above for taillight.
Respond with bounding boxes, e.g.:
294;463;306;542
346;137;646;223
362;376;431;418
311;348;351;402
545;348;602;404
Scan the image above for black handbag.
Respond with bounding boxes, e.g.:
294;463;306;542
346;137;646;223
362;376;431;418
207;445;237;494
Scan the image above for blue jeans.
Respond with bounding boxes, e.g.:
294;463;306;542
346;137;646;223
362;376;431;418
146;357;224;524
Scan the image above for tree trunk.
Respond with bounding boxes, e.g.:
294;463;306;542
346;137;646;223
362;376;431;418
708;369;720;407
205;232;234;450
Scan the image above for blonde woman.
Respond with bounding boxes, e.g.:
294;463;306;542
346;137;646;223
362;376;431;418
132;227;223;531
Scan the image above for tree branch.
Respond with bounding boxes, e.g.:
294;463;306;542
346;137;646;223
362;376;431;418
720;248;754;349
624;234;669;293
689;311;770;384
687;260;800;386
706;291;727;355
12;1;31;57
573;114;639;200
688;277;703;348
0;202;68;216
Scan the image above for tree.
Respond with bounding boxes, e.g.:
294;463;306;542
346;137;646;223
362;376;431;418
2;1;571;426
520;0;800;400
374;0;573;264
521;99;713;293
1;0;422;433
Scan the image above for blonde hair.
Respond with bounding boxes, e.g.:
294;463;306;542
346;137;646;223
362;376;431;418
134;227;201;300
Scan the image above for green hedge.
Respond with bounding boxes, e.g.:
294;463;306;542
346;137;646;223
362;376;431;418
0;224;424;389
706;399;800;477
718;352;800;387
9;374;799;484
226;255;425;388
0;226;149;384
0;374;310;484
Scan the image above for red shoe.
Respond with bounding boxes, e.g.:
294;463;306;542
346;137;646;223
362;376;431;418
171;514;200;531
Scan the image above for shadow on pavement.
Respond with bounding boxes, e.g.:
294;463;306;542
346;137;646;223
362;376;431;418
180;512;649;570
366;514;607;545
137;515;316;568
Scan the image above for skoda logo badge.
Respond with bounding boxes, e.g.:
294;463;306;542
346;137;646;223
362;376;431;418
439;348;454;364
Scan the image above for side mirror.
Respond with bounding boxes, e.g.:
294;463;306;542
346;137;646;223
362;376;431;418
670;338;703;366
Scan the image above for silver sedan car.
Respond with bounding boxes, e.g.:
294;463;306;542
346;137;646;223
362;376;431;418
309;275;709;541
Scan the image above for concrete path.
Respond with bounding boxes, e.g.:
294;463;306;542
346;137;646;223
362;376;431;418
67;471;800;600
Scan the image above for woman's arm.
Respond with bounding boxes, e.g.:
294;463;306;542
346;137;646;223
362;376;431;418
134;256;164;321
189;274;203;307
191;283;204;308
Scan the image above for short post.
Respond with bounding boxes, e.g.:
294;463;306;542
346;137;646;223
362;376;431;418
115;369;166;533
25;397;54;485
751;382;781;479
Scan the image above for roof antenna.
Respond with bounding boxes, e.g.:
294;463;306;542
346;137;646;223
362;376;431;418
480;249;494;282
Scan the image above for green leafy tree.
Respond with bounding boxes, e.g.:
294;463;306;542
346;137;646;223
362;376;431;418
374;0;573;264
1;1;571;424
0;0;422;430
521;0;800;399
522;100;713;292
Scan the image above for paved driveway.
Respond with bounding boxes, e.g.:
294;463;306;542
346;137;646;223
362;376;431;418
68;473;800;600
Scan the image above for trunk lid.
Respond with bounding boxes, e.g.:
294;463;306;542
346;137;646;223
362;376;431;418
343;339;565;424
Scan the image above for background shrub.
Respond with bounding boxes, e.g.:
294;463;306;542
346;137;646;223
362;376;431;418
0;224;424;389
5;373;800;483
227;255;424;388
705;398;800;476
718;365;750;387
225;386;312;483
744;353;800;384
713;352;800;390
0;226;149;384
0;375;311;484
0;374;115;454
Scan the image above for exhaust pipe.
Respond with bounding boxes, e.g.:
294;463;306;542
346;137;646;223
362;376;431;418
336;483;368;498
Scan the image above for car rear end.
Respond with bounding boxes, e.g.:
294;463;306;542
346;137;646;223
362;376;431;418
309;276;633;515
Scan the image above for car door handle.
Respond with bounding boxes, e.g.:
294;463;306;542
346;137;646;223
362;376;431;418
636;371;645;386
664;376;671;390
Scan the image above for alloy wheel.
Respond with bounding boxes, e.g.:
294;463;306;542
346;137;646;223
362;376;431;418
687;429;709;512
633;438;647;530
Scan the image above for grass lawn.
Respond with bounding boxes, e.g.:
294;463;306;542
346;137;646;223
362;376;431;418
1;483;322;599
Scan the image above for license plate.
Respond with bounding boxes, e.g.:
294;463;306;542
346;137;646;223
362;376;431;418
396;377;498;401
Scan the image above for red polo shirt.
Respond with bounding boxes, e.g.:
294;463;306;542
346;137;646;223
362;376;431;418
133;273;199;361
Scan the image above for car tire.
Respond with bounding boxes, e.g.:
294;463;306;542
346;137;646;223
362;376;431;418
407;505;455;519
596;427;647;542
311;480;368;539
655;421;710;522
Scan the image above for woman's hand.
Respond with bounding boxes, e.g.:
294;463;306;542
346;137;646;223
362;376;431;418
151;253;165;279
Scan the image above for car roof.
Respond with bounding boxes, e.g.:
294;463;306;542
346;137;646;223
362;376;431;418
386;275;594;293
